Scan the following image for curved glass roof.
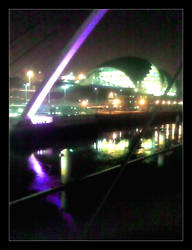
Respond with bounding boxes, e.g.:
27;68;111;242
81;67;135;88
80;57;177;97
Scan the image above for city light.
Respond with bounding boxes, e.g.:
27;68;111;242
30;115;53;124
9;113;19;117
162;100;166;104
139;99;145;105
155;100;160;104
81;99;88;107
113;99;121;105
24;82;31;104
87;67;135;88
61;85;70;90
141;139;153;150
61;72;75;82
172;124;176;139
108;92;114;99
60;149;69;181
112;132;117;140
77;73;86;80
159;133;165;145
18;108;24;113
27;70;34;84
95;138;129;156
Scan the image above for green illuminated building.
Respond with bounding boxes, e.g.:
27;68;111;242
80;57;177;97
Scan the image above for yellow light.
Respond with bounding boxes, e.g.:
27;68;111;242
27;70;34;79
81;99;88;107
112;132;117;140
154;130;158;142
60;149;69;184
113;99;120;105
18;108;24;113
155;100;160;104
166;124;169;139
167;101;171;105
96;139;129;156
77;73;86;80
108;92;114;99
159;134;165;145
173;101;177;104
139;99;145;105
141;139;152;149
172;124;175;139
26;70;34;84
162;100;165;105
179;125;182;136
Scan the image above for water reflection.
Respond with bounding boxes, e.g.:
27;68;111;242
95;136;129;157
36;148;53;156
28;153;60;206
26;122;182;228
28;151;76;231
90;123;182;166
60;149;71;184
59;149;71;210
30;122;182;183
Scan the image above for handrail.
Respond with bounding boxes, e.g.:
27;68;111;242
9;143;182;206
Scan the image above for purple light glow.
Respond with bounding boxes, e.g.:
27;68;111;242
28;153;60;204
28;153;45;177
30;115;53;124
28;153;59;192
36;148;53;155
28;153;76;230
26;9;108;120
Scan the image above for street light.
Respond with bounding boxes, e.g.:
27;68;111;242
77;73;86;80
27;70;34;84
139;99;145;105
25;71;34;104
61;85;70;97
24;82;30;104
81;99;88;107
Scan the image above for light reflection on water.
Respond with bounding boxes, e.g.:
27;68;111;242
27;122;182;227
28;151;76;232
92;122;182;159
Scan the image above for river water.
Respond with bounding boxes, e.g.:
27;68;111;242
9;121;183;240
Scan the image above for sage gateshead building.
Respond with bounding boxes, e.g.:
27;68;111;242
77;56;182;111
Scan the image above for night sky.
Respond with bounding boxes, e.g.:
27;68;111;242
9;9;183;82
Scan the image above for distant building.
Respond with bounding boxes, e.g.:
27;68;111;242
79;56;178;97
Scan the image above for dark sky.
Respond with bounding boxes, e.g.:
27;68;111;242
9;9;183;82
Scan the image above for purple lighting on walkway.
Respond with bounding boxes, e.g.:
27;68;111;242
30;115;53;124
26;9;108;121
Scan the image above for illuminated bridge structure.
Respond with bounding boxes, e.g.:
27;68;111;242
79;56;177;97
